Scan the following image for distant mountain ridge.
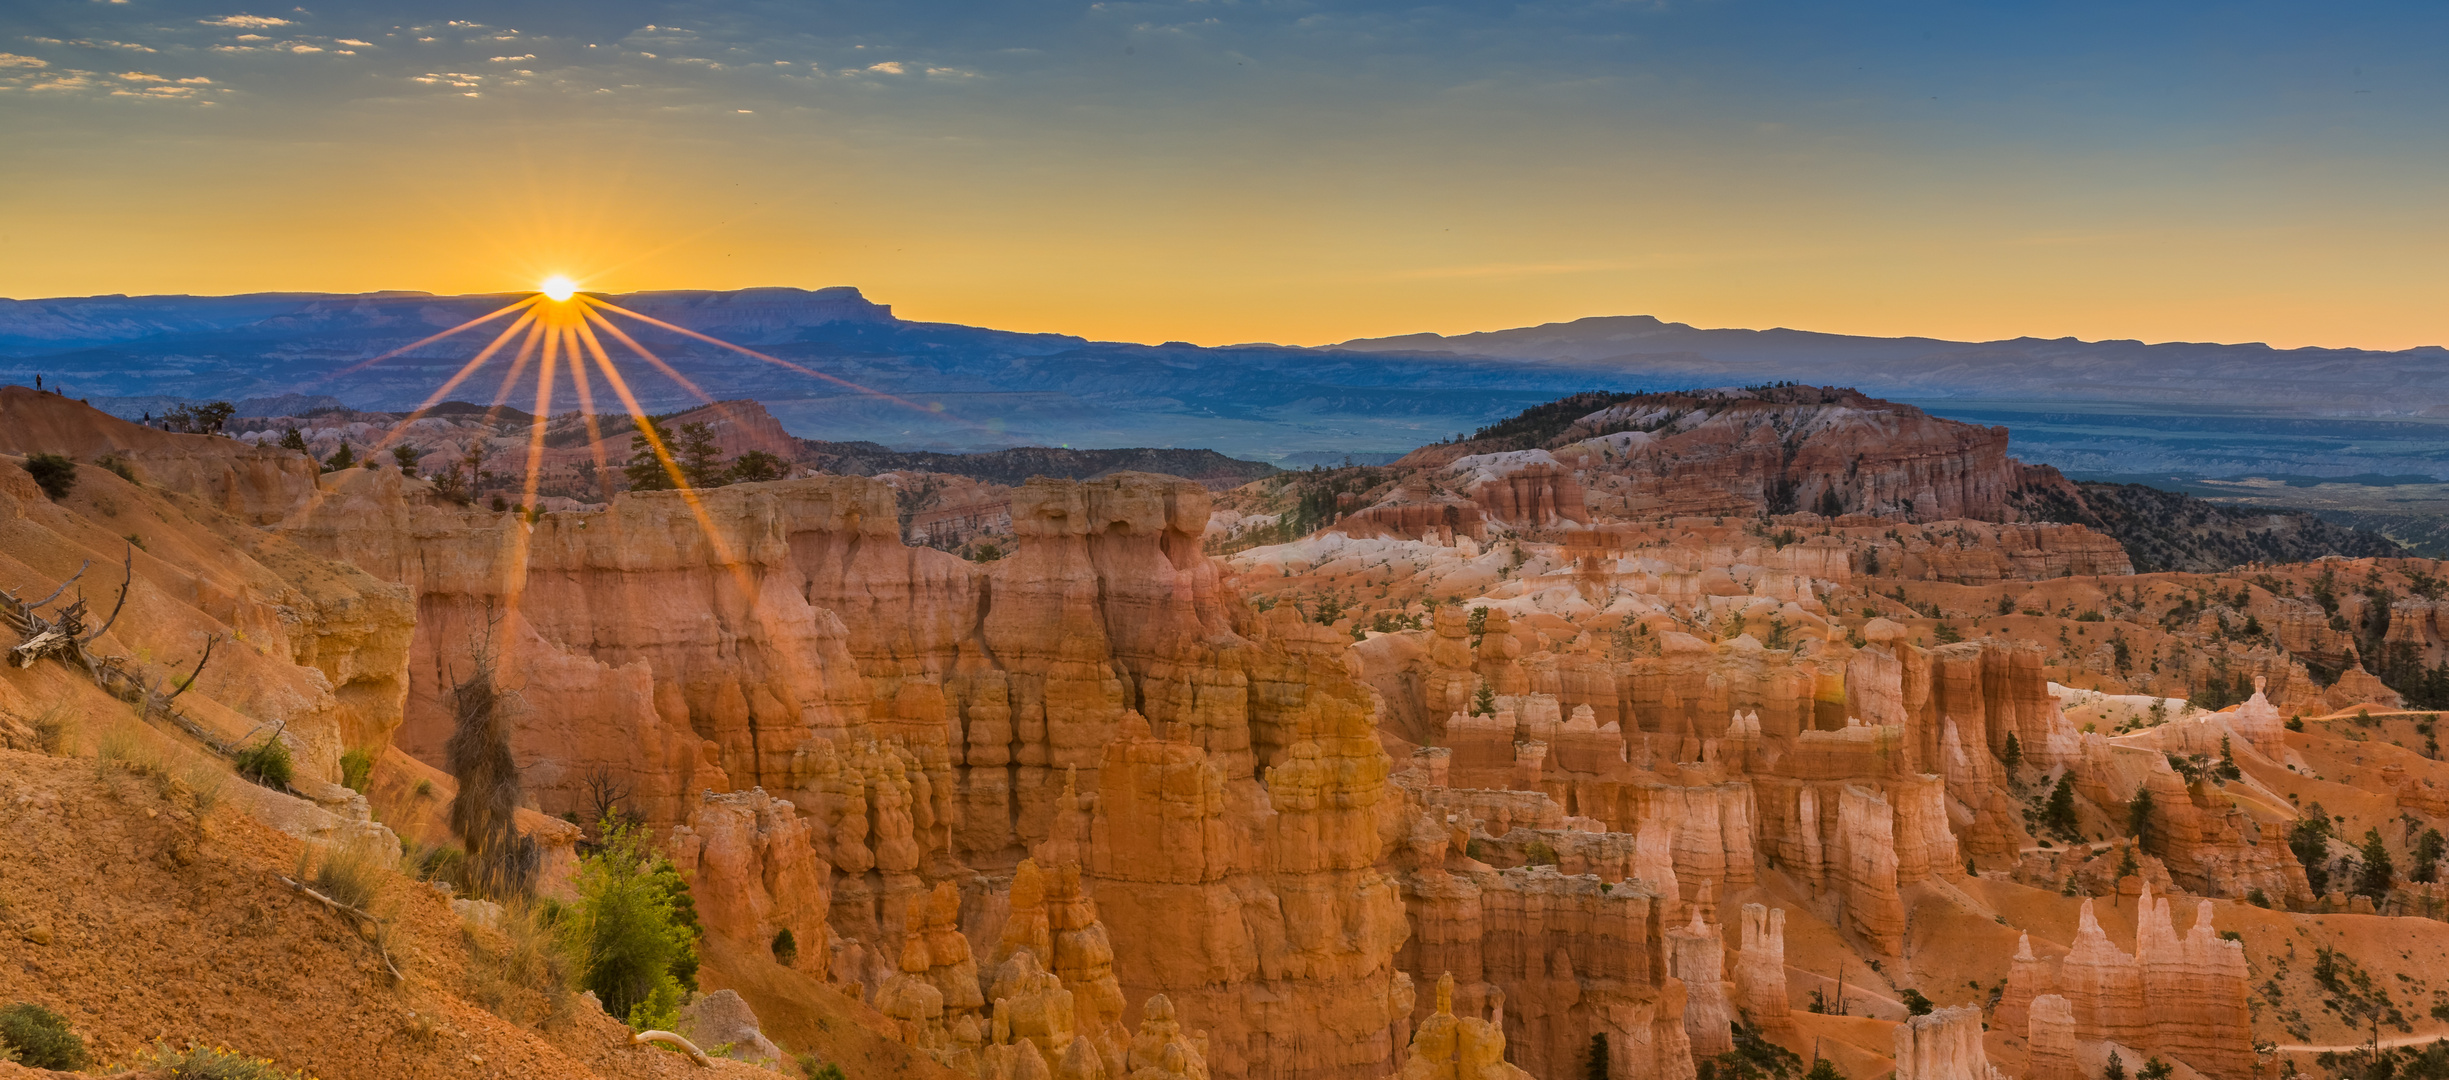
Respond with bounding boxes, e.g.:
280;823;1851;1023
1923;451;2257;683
12;288;2449;484
1333;314;2449;415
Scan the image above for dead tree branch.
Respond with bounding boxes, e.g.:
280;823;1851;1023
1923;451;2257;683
166;634;219;701
80;545;133;645
22;560;89;613
629;1031;713;1067
277;874;404;983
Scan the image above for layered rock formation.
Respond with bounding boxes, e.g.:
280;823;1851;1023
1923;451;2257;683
1892;1006;2001;1080
667;787;835;983
1401;973;1536;1080
1999;890;2253;1079
1730;904;1791;1033
275;466;1416;1080
2026;995;2079;1080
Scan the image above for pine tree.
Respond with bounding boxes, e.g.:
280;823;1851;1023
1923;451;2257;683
1473;680;1497;717
323;442;357;472
2414;828;2444;884
2128;788;2155;850
2356;827;2395;900
1586;1033;1610;1080
672;421;726;488
2103;1050;2127;1080
278;427;309;454
2000;733;2023;778
726;449;787;483
2042;774;2080;841
624;419;675;492
391;444;421;478
2289;805;2335;895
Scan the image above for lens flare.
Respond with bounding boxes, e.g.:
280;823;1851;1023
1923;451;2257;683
539;275;578;302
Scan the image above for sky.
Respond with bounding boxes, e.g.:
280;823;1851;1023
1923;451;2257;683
2;1;2446;349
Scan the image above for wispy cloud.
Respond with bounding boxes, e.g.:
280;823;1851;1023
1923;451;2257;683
0;53;48;68
201;14;292;28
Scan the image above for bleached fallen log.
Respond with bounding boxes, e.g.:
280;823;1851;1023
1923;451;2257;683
630;1030;714;1067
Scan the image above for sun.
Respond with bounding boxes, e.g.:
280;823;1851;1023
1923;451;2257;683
538;274;578;302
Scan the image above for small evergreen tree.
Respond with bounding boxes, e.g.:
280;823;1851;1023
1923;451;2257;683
624;419;676;491
673;421;726;488
727;449;788;483
2000;733;2023;777
564;818;701;1029
1803;1058;1844;1080
1586;1033;1610;1080
392;444;421;477
1473;680;1497;717
2116;843;2141;882
2290;804;2336;895
2042;774;2081;841
1899;988;1934;1016
2356;827;2395;900
2413;828;2445;885
279;427;309;454
2102;1050;2127;1080
324;442;357;471
2128;787;2155;850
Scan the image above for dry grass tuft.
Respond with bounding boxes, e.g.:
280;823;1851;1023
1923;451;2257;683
297;839;388;912
29;703;74;755
464;900;572;1027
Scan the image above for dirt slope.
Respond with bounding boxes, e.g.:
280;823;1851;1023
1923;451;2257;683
0;745;772;1080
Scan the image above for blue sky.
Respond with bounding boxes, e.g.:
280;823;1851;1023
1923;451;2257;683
4;1;2445;347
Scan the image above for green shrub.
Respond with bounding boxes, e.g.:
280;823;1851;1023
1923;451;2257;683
1898;988;1934;1016
232;734;293;789
96;453;137;483
339;748;375;794
409;843;470;890
563;820;701;1028
0;1001;89;1070
137;1041;312;1078
771;927;799;966
23;454;75;501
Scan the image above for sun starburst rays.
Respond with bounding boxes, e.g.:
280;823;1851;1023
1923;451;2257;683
345;282;957;620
